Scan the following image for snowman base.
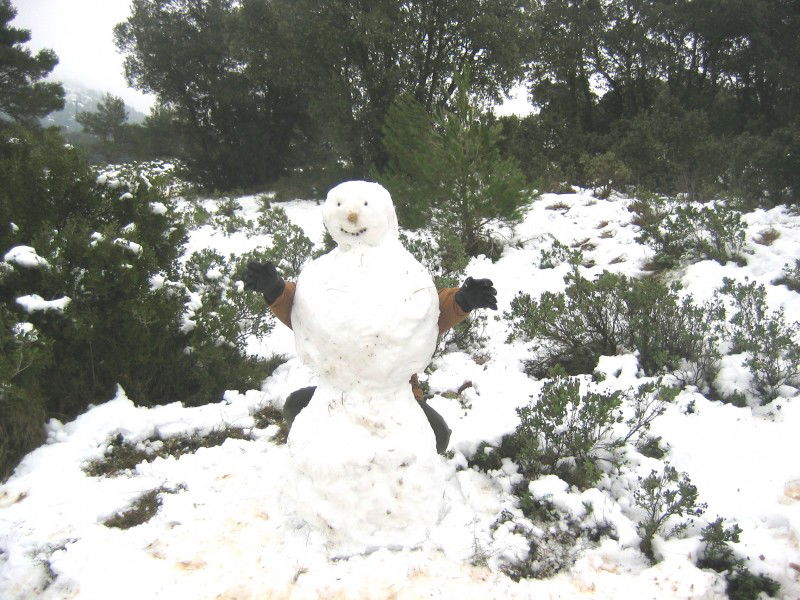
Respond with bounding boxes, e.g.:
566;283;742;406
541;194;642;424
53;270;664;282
286;382;447;555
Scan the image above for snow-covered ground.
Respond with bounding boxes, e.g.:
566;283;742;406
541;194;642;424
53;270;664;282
2;187;799;599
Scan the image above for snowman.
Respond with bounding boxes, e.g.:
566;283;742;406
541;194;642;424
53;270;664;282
244;181;497;554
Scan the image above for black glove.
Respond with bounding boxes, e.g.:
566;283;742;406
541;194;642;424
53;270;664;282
455;277;497;312
243;261;285;304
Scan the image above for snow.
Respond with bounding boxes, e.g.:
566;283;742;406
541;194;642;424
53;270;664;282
15;294;71;314
4;246;49;269
2;184;800;598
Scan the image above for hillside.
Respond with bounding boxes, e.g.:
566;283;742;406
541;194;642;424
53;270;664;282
40;81;146;133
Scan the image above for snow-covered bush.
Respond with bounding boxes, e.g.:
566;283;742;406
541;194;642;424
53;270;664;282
0;126;278;479
698;518;781;599
634;464;706;561
635;199;748;269
254;206;315;279
473;378;676;490
775;258;800;293
721;278;800;403
537;239;583;270
505;269;723;386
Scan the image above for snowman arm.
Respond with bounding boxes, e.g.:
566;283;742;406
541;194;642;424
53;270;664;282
437;287;469;334
268;281;297;329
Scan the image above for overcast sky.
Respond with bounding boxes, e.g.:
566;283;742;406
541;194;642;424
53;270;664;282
13;0;156;113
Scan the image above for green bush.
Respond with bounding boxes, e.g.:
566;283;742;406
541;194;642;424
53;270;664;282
0;125;279;478
698;518;781;599
636;200;748;270
505;269;723;385
634;464;706;561
0;307;50;480
580;151;632;199
721;278;800;403
475;378;676;490
254;206;315;279
775;259;800;293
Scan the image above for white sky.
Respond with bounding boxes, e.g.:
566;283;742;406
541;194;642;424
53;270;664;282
12;0;156;113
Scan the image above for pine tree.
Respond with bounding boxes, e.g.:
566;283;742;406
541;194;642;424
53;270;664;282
0;0;64;123
379;72;529;258
76;93;129;144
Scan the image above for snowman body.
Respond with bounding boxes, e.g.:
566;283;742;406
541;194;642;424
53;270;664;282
286;182;445;554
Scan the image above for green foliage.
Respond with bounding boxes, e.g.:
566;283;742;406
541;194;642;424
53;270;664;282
634;464;706;561
298;0;534;172
775;259;800;293
0;1;65;123
636;199;748;270
698;518;781;600
0;308;50;481
378;73;530;257
76;94;128;144
0;125;280;478
580;151;631;199
504;269;723;385
253;206;315;278
115;0;341;189
721;278;800;403
477;378;676;490
399;230;468;289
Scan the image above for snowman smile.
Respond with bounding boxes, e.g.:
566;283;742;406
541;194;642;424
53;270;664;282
340;226;368;237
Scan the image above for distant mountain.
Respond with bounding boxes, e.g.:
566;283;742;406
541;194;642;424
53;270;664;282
41;81;147;133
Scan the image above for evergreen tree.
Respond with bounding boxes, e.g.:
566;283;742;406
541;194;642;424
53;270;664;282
0;0;64;123
379;73;529;257
76;93;129;144
297;0;535;172
114;0;332;189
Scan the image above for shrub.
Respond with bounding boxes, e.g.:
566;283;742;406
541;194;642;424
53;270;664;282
580;151;631;199
634;464;706;561
254;206;315;279
0;308;50;480
636;200;748;270
538;239;583;270
475;378;676;490
505;268;723;385
505;270;628;376
497;497;612;580
775;259;800;293
698;518;781;599
721;278;800;403
0;126;280;478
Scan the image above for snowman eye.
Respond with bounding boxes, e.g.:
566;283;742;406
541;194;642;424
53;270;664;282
364;201;368;206
337;202;341;207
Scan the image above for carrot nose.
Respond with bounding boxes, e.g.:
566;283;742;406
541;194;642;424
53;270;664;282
347;212;358;224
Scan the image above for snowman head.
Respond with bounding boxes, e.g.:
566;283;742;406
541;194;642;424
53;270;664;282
323;181;399;248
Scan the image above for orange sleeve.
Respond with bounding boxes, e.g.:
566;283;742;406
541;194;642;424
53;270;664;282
437;287;468;334
269;281;296;329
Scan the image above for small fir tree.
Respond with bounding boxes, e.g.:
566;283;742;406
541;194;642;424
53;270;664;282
378;71;530;257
